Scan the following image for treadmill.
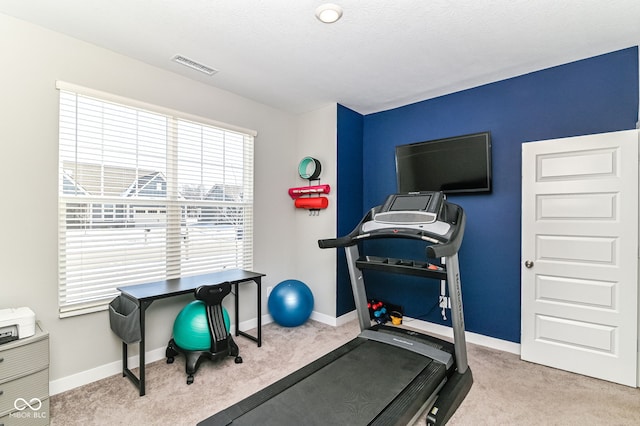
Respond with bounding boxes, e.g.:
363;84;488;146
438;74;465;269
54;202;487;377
199;192;472;426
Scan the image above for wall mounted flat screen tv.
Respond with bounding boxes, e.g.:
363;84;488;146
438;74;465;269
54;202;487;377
395;131;492;194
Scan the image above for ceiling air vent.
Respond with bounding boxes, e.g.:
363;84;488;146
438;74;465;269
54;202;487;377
172;55;218;76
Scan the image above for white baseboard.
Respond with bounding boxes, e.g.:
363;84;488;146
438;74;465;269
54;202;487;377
49;346;167;395
401;316;521;355
309;311;520;354
310;309;357;326
50;316;262;396
265;308;355;327
50;311;519;395
335;310;358;326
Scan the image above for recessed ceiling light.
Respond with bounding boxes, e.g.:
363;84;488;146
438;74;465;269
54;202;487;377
172;55;218;76
315;3;343;24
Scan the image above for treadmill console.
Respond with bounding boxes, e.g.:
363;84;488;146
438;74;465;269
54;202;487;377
374;191;444;225
318;191;464;260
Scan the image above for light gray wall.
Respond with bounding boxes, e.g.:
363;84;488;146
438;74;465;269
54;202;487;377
0;14;338;387
294;105;338;321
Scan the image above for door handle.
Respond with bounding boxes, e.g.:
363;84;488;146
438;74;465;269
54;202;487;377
524;260;534;268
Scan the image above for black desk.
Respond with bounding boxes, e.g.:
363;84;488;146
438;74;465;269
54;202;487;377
117;269;265;396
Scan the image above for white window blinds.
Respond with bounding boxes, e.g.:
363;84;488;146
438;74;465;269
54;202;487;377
57;82;256;317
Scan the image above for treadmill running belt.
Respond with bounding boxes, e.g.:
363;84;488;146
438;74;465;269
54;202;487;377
201;339;446;426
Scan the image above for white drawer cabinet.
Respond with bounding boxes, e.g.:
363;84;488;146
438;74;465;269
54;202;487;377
0;323;49;426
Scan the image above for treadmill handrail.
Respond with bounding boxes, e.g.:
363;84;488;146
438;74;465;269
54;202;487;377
428;205;465;258
318;202;465;259
318;207;376;249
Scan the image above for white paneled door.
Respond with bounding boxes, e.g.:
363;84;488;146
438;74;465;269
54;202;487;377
521;129;638;387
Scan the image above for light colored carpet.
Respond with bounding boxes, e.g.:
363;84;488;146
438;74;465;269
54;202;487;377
50;320;640;425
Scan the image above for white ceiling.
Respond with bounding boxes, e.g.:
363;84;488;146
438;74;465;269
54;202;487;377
2;0;640;115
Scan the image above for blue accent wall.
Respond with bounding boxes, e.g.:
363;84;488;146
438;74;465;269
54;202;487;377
336;104;363;315
336;47;638;342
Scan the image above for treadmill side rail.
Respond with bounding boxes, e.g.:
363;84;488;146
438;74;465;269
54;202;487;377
445;252;469;373
426;368;474;425
345;244;372;332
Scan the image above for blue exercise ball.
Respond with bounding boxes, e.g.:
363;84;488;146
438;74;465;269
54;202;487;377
268;280;314;327
173;300;230;351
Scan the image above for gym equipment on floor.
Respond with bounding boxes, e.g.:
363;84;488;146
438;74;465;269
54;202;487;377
166;282;242;385
199;191;472;425
268;279;314;327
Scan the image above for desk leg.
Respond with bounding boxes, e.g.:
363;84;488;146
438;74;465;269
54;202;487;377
256;278;262;346
122;299;152;396
122;341;127;376
139;301;147;396
234;278;262;347
234;281;239;339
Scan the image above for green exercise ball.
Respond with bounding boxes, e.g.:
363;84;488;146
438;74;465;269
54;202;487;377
173;300;230;351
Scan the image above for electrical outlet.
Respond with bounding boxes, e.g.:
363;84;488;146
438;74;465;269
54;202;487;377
439;296;451;309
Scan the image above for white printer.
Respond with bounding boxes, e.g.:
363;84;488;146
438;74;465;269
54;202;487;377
0;307;36;344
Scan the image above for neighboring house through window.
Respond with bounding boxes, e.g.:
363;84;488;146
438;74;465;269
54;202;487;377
57;82;256;317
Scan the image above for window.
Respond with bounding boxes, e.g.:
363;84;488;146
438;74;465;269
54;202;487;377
57;82;256;317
